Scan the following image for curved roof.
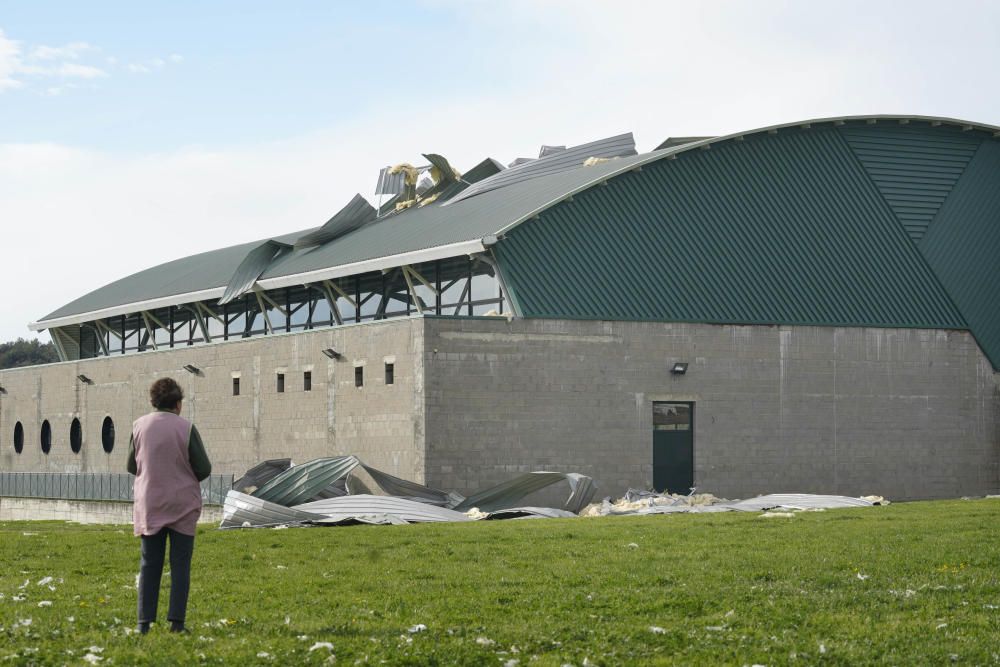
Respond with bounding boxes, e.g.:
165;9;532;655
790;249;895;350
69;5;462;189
493;116;1000;369
31;115;1000;371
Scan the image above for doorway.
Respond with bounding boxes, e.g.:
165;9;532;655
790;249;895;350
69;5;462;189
652;401;694;494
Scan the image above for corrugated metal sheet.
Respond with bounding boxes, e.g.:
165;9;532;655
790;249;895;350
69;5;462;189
375;167;406;196
444;132;637;206
453;471;596;514
221;490;324;528
495;126;968;330
293;495;473;523
918;139;1000;369
839;122;981;243
293;194;376;249
252;456;360;506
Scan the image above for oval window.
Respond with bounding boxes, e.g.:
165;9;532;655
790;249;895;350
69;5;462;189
41;420;52;454
13;421;24;454
101;416;115;453
70;418;82;453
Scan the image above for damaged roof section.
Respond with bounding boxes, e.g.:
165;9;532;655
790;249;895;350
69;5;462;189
292;194;377;250
444;132;638;206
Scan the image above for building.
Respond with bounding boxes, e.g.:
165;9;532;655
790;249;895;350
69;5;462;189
1;115;998;501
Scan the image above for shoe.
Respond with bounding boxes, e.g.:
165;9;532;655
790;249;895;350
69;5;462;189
169;621;189;634
137;622;151;635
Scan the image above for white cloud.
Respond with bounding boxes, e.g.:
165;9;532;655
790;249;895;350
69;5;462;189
0;28;23;91
0;28;109;92
30;41;91;61
127;55;180;74
55;62;106;79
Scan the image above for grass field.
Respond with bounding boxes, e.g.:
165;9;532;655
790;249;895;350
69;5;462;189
1;499;998;666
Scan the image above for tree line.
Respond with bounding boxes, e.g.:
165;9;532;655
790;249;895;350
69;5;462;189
0;338;59;369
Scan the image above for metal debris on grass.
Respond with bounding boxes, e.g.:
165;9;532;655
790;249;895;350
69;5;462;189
220;456;886;529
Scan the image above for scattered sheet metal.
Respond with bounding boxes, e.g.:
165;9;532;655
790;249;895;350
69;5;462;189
294;495;473;524
454;471;596;514
226;456;597;528
580;490;883;517
725;494;879;512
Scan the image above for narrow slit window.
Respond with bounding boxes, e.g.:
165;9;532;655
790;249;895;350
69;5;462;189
355;366;364;387
233;377;240;396
276;373;285;393
385;362;394;385
303;371;312;392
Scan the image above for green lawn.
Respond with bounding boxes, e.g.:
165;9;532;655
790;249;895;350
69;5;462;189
1;499;998;666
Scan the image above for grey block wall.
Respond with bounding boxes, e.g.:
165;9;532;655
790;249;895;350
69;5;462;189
0;319;424;482
3;315;998;503
422;318;1000;501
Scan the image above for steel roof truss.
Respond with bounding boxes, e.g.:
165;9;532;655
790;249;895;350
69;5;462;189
140;312;158;351
317;282;343;326
323;279;357;308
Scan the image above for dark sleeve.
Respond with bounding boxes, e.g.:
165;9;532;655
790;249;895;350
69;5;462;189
126;433;137;475
188;425;212;481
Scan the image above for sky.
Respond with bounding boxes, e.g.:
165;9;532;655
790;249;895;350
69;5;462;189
1;0;999;342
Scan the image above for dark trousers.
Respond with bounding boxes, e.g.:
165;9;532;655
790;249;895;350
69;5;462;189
138;528;195;624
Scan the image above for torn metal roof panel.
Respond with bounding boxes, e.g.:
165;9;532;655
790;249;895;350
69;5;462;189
375;167;406;196
453;471;596;514
233;458;292;494
217;240;292;305
293;495;473;523
358;463;460;507
220;491;326;528
482;507;578;520
444;132;637;206
725;494;875;512
292;194;377;250
251;455;360;506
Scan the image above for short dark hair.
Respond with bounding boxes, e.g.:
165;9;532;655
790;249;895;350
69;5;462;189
150;377;184;410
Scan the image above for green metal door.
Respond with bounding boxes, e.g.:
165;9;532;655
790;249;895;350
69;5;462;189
652;402;694;494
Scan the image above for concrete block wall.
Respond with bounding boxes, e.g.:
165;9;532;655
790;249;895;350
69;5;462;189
422;318;1000;501
0;497;223;525
0;318;424;481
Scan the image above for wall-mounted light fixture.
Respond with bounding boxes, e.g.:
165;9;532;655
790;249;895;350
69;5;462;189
77;374;93;385
670;362;688;375
0;385;7;394
321;348;342;360
182;364;201;375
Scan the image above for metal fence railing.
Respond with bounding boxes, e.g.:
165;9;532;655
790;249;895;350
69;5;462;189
0;472;233;505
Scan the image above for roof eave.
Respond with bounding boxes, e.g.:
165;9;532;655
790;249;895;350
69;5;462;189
29;238;486;332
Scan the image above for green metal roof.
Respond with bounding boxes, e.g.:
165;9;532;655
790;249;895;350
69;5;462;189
32;115;1000;370
36;153;646;324
495;123;968;330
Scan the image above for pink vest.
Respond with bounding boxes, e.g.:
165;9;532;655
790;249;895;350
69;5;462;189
131;411;202;536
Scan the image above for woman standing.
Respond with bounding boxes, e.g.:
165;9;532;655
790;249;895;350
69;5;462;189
127;377;212;634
